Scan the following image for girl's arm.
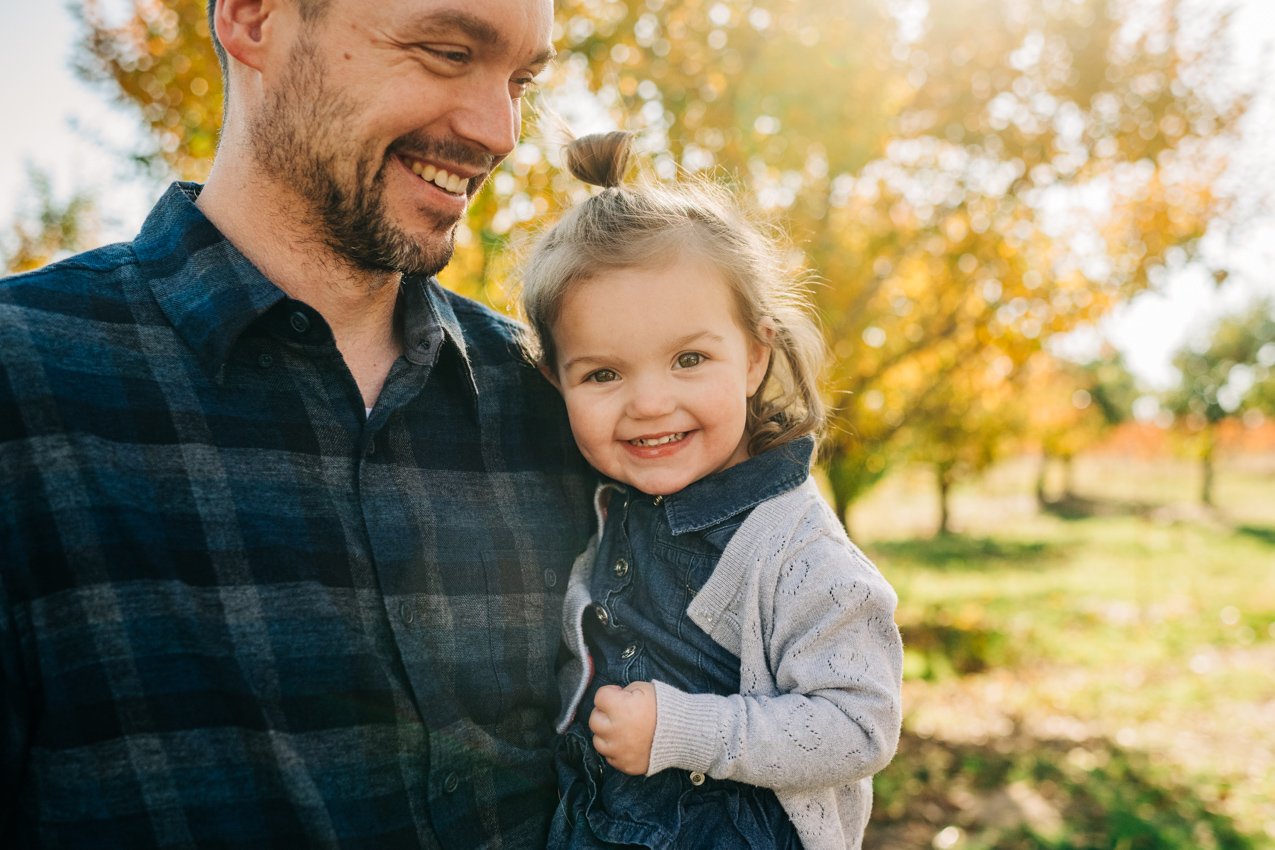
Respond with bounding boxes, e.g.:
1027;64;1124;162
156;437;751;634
646;531;903;791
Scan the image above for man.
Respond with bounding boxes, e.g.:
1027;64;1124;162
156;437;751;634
0;0;593;846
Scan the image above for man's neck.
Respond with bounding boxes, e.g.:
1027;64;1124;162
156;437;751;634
197;157;405;409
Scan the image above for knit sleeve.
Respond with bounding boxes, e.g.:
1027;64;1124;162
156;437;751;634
646;530;903;791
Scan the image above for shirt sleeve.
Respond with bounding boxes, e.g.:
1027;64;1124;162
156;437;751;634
646;531;903;791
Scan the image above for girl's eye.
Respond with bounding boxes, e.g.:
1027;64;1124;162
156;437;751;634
586;369;619;384
675;352;704;369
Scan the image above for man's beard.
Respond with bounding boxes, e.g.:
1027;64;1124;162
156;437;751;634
249;34;486;278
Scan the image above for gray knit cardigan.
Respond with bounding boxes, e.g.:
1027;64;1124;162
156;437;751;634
556;477;904;850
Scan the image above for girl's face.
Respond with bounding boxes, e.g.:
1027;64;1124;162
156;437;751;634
547;252;771;496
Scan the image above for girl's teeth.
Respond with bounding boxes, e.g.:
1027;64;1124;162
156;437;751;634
631;433;686;447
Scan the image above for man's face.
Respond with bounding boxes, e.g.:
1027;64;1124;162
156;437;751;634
249;0;554;277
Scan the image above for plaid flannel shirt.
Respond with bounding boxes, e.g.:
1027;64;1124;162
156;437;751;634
0;183;594;848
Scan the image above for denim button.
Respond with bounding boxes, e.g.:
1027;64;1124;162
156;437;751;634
620;643;637;660
613;558;629;577
544;568;558;588
443;772;460;793
289;310;311;334
689;771;705;786
399;601;414;624
653;495;663;505
594;604;609;626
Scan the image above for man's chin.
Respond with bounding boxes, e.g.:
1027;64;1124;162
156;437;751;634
396;227;457;278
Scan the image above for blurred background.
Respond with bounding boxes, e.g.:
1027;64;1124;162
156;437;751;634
2;0;1272;847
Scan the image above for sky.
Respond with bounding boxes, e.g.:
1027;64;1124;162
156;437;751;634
1;1;1273;390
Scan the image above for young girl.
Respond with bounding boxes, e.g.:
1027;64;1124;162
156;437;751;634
520;131;903;850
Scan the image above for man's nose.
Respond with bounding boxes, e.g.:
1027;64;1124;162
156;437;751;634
450;77;520;159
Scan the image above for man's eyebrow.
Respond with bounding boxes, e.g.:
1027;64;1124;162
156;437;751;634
406;10;556;66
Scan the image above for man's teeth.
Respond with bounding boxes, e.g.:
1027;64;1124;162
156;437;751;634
629;433;686;447
409;161;467;194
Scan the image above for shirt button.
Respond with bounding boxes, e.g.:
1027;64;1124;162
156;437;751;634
653;495;663;505
257;353;273;369
689;771;706;786
594;604;610;626
364;439;376;458
620;643;638;660
543;568;558;588
613;558;629;578
399;601;414;624
289;310;311;334
443;772;460;794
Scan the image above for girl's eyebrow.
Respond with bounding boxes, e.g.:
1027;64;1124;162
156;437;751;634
669;331;724;349
405;9;556;67
561;354;616;373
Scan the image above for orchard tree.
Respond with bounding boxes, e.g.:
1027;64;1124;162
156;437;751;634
1;169;98;275
905;349;1024;536
1165;298;1275;505
75;0;1252;523
1023;349;1138;504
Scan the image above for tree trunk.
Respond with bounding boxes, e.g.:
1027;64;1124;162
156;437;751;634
1062;454;1075;499
1035;453;1050;509
1201;426;1216;506
834;488;853;538
937;463;954;536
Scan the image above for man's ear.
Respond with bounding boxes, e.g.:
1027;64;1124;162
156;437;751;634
538;361;561;390
746;317;776;398
213;0;282;73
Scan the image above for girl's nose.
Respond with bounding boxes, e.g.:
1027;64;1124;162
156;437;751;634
625;376;677;419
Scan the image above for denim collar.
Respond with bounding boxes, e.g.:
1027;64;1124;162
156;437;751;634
655;436;814;534
136;182;475;394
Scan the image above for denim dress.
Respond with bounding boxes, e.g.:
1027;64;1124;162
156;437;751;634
551;439;814;849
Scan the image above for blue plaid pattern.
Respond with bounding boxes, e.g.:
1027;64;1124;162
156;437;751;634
0;183;595;848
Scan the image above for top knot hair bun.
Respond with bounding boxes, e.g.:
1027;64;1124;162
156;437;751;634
565;131;634;189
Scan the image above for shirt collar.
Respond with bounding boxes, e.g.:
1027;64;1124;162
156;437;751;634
659;436;815;534
137;183;286;376
136;182;477;396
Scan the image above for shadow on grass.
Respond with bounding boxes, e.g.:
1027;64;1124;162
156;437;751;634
869;727;1259;850
1236;525;1275;547
1039;493;1157;521
899;620;1019;678
868;535;1067;572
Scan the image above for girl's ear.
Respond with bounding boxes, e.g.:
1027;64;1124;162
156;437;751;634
746;317;776;397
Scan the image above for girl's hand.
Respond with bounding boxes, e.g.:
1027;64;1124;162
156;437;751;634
588;681;656;775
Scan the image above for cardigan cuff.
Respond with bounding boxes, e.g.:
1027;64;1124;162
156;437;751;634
647;680;722;776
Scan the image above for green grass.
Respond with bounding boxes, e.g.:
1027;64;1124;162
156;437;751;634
846;453;1275;850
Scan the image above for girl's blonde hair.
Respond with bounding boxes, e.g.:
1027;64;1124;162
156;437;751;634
521;131;826;456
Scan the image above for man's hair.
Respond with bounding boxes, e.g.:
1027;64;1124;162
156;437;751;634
207;0;333;77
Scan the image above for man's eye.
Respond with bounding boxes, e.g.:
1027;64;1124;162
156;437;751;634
586;369;619;384
675;352;704;369
511;76;538;97
424;47;470;64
